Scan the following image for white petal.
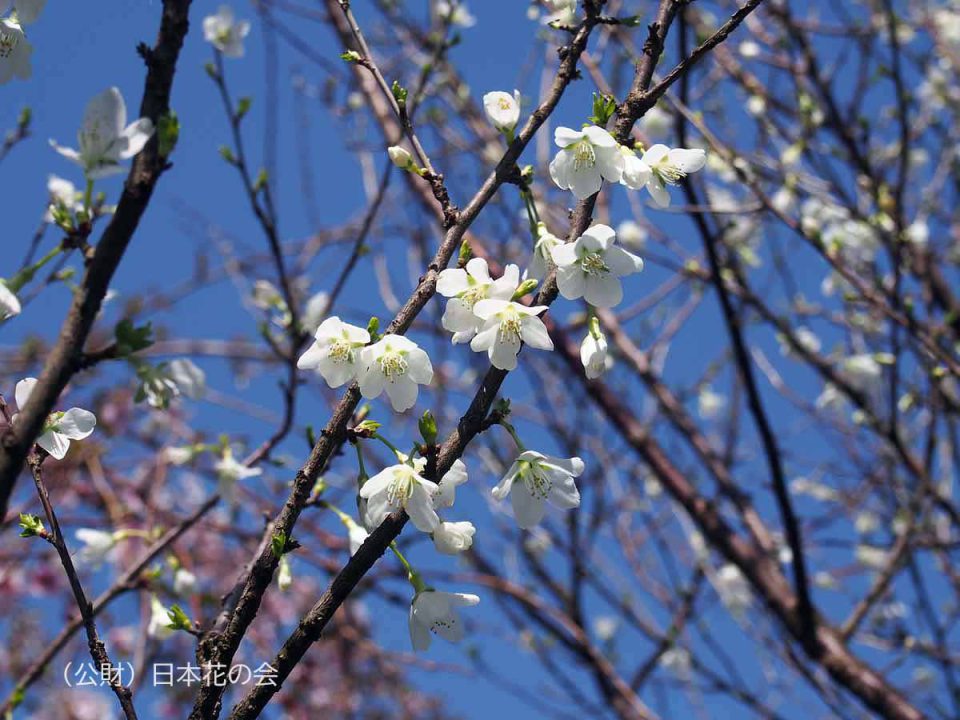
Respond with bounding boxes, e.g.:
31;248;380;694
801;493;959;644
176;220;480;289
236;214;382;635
583;274;623;308
472;298;510;320
15;377;36;410
58;408;96;440
37;431;70;460
406;348;434;384
554;126;583;147
118;118;154;159
384;376;418;412
555;265;586;301
511;483;546;529
521;318;553;350
436;268;469;297
406;484;440;532
604;245;644;276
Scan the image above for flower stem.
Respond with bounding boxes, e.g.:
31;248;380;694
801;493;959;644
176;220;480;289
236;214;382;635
500;421;527;452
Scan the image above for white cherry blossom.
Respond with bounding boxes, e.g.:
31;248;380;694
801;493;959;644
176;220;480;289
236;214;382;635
409;589;480;651
580;328;608;379
436;258;518;344
542;0;577;26
638;144;706;207
528;222;562;281
297;316;370;388
0;17;31;85
358;334;433;412
715;564;751;617
45;175;84;222
74;528;117;569
147;595;174;639
549;125;624;200
360;462;440;532
482;90;521;135
14;378;96;460
433;459;468;509
0;0;45;24
50;87;155;179
470;299;553;371
214;448;262;504
173;568;197;596
551;224;644;308
492;450;584;529
436;0;476;27
432;520;476;555
203;5;250;58
0;281;21;321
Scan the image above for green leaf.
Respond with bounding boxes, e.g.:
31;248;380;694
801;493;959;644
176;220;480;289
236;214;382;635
115;319;154;357
588;92;618;127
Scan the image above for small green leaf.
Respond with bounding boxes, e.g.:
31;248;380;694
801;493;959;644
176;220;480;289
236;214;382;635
115;319;154;357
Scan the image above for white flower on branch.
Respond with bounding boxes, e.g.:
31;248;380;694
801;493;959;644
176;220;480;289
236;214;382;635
14;378;96;460
359;334;433;412
715;564;752;618
173;568;197;596
50;87;154;180
551;223;644;308
433;459;468;509
73;528;117;569
0;0;45;24
0;17;31;85
482;90;521;135
297;316;371;388
147;595;174;639
436;258;518;344
360;463;440;532
549;125;624;200
542;0;577;26
203;4;250;58
470;298;553;371
409;589;480;652
277;555;293;591
0;280;21;321
529;222;562;281
492;451;583;529
45;175;84;222
214;448;262;504
432;520;476;555
636;144;706;207
436;0;476;28
580;326;608;379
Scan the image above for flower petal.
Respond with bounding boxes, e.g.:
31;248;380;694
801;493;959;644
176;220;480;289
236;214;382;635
58;408;96;440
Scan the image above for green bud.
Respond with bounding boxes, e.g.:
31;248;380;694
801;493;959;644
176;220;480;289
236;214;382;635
354;419;383;436
204;61;218;79
254;168;269;192
236;96;252;120
18;513;45;538
418;410;438;445
219;145;236;164
391;80;408;108
588;92;617;127
17;106;31;129
157;111;180;158
340;50;362;63
166;604;193;632
458;239;472;266
511;278;539;301
366;316;381;340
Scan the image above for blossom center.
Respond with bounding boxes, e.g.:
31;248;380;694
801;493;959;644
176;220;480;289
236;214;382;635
386;471;415;507
459;283;488;307
496;307;523;343
571;139;596;171
378;350;409;380
519;461;551;499
579;251;609;276
497;98;512;111
327;339;354;364
0;31;19;58
654;159;686;185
